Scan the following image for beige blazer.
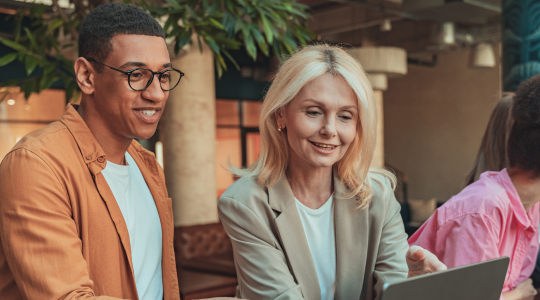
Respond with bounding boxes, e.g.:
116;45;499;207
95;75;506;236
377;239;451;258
218;171;409;300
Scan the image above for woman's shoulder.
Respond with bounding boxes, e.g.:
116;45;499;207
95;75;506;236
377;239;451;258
366;170;397;209
219;174;270;207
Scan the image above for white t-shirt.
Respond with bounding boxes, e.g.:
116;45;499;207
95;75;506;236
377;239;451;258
101;152;163;300
295;195;336;300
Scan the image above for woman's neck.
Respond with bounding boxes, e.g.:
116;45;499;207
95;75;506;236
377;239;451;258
286;155;334;209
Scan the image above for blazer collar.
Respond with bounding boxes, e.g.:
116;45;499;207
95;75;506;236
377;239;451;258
269;175;321;300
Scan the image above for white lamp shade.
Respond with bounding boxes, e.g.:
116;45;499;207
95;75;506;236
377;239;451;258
472;43;496;68
368;74;388;91
347;47;407;78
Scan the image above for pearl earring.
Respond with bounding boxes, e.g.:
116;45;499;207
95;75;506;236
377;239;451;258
278;126;282;132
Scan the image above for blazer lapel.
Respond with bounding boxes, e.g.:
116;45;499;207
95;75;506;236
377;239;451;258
269;176;321;300
334;173;368;300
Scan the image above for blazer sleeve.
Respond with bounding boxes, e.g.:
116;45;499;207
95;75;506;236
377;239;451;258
0;149;125;300
218;196;305;300
372;183;409;300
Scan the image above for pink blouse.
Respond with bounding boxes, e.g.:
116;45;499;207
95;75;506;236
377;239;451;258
409;169;540;299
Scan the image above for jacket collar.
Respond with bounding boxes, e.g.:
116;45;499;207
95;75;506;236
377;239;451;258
268;171;365;300
487;169;533;228
60;104;107;174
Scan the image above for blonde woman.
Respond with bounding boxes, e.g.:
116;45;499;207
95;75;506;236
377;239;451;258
218;45;446;300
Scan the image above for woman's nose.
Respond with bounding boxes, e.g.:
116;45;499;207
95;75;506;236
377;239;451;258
320;117;337;137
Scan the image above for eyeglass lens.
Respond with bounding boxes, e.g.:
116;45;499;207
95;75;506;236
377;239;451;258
128;69;182;91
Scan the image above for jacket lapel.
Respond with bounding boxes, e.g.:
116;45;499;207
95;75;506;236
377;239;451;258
269;176;321;300
334;173;368;300
128;143;180;300
89;163;136;282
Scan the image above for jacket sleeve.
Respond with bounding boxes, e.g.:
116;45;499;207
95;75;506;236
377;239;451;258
372;183;409;300
0;149;126;300
218;196;305;300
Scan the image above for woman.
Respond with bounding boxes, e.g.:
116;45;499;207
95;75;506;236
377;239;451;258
464;94;513;186
218;45;445;300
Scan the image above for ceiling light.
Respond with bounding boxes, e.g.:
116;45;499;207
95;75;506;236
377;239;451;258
380;19;392;32
6;99;15;105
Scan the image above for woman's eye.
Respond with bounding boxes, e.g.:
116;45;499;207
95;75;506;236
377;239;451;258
306;110;320;116
339;114;353;121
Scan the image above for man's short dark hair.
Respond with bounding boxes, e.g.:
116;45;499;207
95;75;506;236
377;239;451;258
508;74;540;177
78;3;165;72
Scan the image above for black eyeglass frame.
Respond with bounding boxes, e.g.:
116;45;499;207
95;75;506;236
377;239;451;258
86;58;184;91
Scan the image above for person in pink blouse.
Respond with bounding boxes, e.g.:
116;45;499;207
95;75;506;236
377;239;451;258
409;75;540;300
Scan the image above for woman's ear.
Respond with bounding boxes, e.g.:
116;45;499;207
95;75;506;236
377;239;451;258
274;108;286;129
74;57;95;95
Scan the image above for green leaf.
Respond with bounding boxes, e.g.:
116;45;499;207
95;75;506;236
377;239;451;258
39;75;57;90
208;18;225;30
243;31;257;60
222;49;240;70
23;28;39;52
164;0;182;10
0;53;17;67
260;14;273;44
48;19;64;32
24;55;40;76
0;37;27;52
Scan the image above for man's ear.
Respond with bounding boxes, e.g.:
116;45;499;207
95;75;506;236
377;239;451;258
74;57;95;95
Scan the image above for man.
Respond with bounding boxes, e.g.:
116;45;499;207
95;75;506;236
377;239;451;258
409;75;540;300
0;3;231;300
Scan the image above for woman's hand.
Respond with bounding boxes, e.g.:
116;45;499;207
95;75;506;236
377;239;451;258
501;279;537;300
406;245;447;277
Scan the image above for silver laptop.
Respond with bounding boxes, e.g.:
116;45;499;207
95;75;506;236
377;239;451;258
380;257;509;300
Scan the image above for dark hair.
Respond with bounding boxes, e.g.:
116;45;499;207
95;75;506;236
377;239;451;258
465;94;513;186
78;3;165;72
508;74;540;178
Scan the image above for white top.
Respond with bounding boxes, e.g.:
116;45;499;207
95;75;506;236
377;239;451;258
295;195;336;300
101;152;163;300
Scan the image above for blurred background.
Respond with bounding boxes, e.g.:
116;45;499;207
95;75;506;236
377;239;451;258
0;0;534;298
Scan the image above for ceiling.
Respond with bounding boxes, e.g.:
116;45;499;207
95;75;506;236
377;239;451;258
303;0;502;55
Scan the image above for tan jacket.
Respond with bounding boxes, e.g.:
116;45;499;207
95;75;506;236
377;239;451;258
0;104;180;300
218;172;408;300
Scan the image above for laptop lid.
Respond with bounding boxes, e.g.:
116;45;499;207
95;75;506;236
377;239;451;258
380;257;509;300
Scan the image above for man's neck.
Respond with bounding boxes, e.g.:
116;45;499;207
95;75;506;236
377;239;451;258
77;101;132;165
508;168;540;212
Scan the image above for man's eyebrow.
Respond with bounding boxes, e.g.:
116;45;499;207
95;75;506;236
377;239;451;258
163;62;172;68
119;61;146;69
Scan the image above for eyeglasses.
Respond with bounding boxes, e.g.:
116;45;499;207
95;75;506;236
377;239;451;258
87;58;184;91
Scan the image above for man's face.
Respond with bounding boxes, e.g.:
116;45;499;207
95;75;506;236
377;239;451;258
91;34;171;140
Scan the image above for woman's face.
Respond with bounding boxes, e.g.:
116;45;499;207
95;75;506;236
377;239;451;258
277;73;359;170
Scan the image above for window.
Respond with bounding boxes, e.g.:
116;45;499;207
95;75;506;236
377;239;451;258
215;99;262;198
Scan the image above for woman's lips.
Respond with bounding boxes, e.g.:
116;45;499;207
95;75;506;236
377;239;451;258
309;141;338;154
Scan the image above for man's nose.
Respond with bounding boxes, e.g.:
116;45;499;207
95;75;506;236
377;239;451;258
142;75;166;103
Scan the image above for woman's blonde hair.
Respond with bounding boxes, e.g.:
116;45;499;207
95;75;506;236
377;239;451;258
233;44;396;209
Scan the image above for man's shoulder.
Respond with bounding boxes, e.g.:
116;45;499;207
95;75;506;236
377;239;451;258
437;178;509;223
5;121;74;160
